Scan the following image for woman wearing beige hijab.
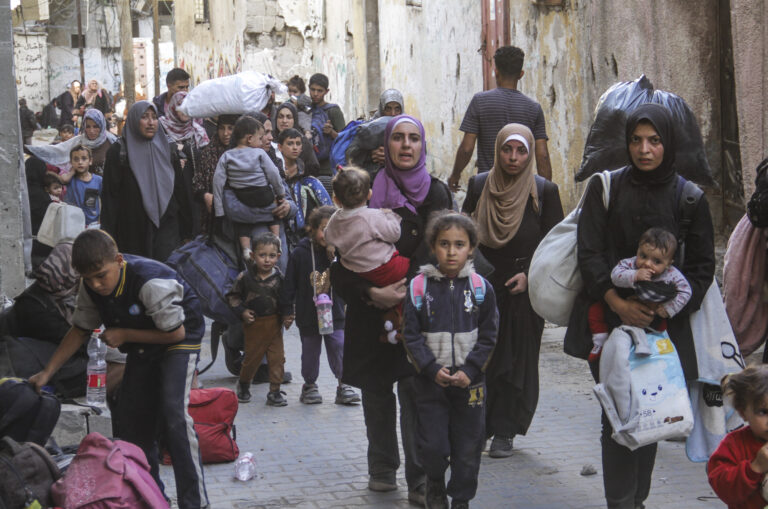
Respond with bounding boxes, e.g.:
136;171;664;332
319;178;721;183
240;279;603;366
462;123;564;458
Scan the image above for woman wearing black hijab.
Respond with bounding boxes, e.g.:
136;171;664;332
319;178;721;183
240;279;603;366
26;158;54;268
101;101;192;261
564;103;715;509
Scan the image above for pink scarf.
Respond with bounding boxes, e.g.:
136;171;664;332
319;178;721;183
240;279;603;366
159;91;209;148
723;214;768;356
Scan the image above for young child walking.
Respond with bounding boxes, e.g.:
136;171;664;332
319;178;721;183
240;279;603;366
226;232;289;405
402;212;499;509
323;166;410;343
29;229;208;509
64;145;102;226
709;365;768;509
588;227;692;362
283;206;360;405
212;115;285;260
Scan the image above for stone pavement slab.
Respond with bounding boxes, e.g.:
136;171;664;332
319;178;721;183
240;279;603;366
159;325;725;508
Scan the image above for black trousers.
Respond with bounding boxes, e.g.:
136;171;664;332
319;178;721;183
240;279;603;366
361;376;424;490
413;375;485;502
590;360;656;509
118;349;208;509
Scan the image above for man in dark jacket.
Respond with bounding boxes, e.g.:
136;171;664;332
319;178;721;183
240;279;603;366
19;98;40;145
152;68;190;117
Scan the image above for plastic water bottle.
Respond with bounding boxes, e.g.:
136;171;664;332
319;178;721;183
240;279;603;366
314;293;334;335
234;452;256;481
86;330;107;407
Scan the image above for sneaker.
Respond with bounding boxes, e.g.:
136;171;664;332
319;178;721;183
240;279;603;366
266;390;288;406
425;477;448;509
450;501;469;509
335;384;361;405
300;383;323;404
488;435;514;458
368;473;397;492
407;484;425;506
236;382;251;403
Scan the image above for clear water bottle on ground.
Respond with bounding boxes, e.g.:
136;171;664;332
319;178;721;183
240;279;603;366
234;452;256;481
86;329;107;407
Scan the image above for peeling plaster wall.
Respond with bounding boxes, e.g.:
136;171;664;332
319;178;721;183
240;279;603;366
509;0;720;210
242;0;366;118
174;0;246;86
13;31;48;112
730;0;767;199
377;0;482;179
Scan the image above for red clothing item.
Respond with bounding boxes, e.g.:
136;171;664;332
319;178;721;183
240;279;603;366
708;425;767;509
358;251;410;287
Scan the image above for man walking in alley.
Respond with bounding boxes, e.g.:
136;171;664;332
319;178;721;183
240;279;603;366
153;68;191;117
449;45;552;189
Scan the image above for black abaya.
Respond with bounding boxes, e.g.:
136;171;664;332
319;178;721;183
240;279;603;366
463;173;563;438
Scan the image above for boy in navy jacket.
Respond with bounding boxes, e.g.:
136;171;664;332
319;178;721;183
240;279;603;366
31;229;208;509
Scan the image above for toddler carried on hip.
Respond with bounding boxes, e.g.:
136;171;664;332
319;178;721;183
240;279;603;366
323;166;410;343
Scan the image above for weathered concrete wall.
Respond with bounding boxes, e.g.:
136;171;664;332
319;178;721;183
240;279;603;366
47;1;124;95
2;7;29;298
13;30;48;112
730;0;768;199
377;0;482;178
175;0;246;85
507;0;721;210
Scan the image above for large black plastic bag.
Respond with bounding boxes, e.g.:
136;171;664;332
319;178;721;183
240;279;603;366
576;75;714;185
346;116;391;179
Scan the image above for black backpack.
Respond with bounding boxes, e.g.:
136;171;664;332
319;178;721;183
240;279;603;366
0;436;60;509
0;378;60;447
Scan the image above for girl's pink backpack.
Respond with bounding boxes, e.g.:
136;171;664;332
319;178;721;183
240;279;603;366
51;432;169;509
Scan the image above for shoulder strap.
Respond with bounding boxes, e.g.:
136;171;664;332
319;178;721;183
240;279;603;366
675;175;704;263
676;176;704;242
409;273;427;310
470;272;486;305
534;175;545;217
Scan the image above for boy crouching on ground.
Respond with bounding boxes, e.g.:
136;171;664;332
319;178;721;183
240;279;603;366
31;229;209;509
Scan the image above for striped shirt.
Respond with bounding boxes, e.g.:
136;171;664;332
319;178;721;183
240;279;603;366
459;87;548;173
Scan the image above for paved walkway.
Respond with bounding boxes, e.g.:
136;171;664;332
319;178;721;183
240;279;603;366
160;326;726;509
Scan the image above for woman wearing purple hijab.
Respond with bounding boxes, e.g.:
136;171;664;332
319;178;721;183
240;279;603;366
331;115;452;504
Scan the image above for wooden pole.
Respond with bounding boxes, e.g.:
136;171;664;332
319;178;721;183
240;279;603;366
152;0;160;97
76;0;85;86
119;0;135;110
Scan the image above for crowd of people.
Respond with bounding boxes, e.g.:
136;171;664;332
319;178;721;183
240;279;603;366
12;43;768;509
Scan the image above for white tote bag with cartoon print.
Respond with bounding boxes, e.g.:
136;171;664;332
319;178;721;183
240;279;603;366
594;327;694;450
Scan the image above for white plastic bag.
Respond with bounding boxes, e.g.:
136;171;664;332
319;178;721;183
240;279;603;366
594;330;694;450
685;281;747;462
528;170;612;325
36;202;86;247
178;72;287;118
